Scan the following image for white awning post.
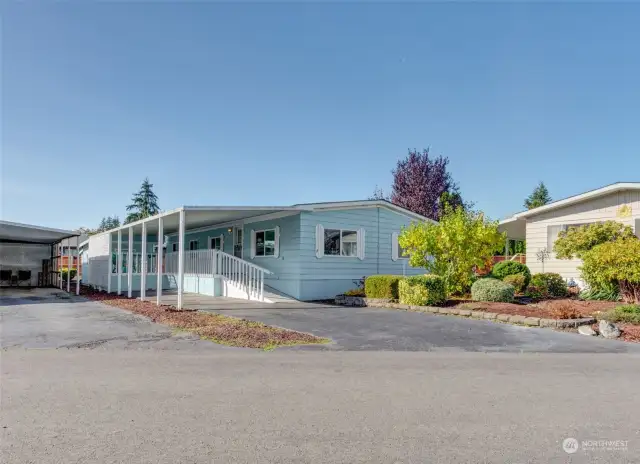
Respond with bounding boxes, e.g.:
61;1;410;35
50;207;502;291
127;228;133;298
107;232;112;293
505;237;509;259
156;217;164;306
117;230;123;295
141;221;147;301
66;240;71;293
59;243;63;289
76;235;80;295
177;209;185;310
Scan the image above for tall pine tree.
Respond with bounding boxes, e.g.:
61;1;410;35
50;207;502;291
524;182;552;210
125;178;160;224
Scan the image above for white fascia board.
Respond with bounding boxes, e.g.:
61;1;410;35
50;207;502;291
513;182;640;219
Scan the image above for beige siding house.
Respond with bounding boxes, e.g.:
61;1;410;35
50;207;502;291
499;183;640;286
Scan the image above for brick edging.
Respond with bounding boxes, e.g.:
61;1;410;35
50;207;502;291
334;297;596;329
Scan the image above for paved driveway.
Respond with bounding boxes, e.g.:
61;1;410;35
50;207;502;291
0;288;225;351
213;303;640;353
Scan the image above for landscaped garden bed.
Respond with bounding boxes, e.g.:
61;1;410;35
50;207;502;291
80;287;329;350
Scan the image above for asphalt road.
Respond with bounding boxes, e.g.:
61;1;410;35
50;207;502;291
2;288;640;463
2;351;639;464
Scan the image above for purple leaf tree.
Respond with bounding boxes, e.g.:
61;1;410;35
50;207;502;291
390;149;463;221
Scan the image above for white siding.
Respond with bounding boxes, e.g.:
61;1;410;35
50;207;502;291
86;233;110;289
526;189;640;279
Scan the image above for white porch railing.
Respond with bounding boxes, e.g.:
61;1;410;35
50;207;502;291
164;249;273;301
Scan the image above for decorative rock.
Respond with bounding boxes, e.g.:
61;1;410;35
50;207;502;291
599;320;621;339
557;318;596;329
458;309;472;317
496;314;511;322
578;325;597;336
524;317;540;326
471;311;485;319
508;315;526;324
448;308;460;316
539;319;558;328
483;312;498;320
438;308;451;315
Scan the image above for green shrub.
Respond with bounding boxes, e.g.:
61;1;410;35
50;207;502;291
364;275;404;300
554;221;636;259
579;287;620;301
503;274;527;293
471;278;515;302
60;268;77;281
530;273;568;298
581;239;640;304
600;305;640;324
399;275;446;306
491;261;531;288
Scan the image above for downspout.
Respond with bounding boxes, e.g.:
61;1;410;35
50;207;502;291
376;207;380;275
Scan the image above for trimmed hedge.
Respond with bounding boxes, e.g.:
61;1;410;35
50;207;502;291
503;274;527;293
471;278;515;302
399;275;446;306
491;261;531;288
529;273;568;298
364;275;403;300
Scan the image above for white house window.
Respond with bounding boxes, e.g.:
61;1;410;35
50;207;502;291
210;236;222;250
324;228;358;257
391;232;408;261
255;229;276;257
189;240;199;251
547;223;592;251
172;243;178;252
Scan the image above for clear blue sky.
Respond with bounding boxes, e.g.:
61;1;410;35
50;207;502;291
3;3;639;230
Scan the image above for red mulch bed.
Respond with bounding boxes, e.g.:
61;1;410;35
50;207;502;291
456;298;618;320
619;324;640;343
80;287;328;349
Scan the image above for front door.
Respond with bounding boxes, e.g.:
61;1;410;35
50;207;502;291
233;226;243;258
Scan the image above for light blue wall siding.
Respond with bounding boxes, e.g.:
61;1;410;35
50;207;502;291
166;227;234;255
111;235;159;254
297;208;425;300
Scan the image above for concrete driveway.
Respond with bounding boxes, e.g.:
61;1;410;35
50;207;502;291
212;303;640;353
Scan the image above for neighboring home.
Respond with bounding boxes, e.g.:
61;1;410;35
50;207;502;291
499;182;640;285
82;200;429;307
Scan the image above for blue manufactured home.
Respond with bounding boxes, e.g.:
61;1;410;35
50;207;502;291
82;200;429;307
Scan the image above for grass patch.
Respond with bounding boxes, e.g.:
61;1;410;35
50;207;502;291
81;288;330;350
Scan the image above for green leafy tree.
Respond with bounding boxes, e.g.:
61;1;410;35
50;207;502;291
581;239;640;303
554;221;636;259
524;182;552;210
125;178;160;224
398;205;505;295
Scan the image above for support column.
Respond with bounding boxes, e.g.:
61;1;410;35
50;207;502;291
156;216;164;306
58;243;62;289
117;229;123;295
505;237;510;260
177;210;185;310
66;240;71;292
76;236;80;295
141;222;147;301
107;232;112;293
127;228;133;298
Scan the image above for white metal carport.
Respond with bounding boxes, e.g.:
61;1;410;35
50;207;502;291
0;220;80;291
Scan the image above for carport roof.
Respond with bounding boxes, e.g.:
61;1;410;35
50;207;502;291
0;220;79;245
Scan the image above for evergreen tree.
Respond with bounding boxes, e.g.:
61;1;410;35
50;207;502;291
95;216;121;233
125;178;160;224
524;182;552;210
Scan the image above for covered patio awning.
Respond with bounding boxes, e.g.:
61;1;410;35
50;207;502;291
498;216;526;240
106;206;303;235
0;220;79;244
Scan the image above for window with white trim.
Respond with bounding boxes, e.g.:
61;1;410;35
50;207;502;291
324;228;359;257
189;240;199;251
255;229;276;257
210;236;222;250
